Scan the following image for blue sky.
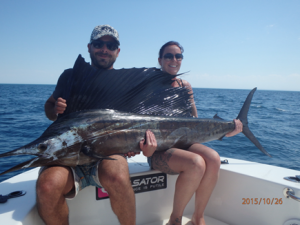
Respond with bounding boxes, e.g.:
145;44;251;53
0;0;299;91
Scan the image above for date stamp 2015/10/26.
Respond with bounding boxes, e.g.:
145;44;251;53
242;198;283;205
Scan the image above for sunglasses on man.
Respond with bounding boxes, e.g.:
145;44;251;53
163;53;184;61
92;40;119;51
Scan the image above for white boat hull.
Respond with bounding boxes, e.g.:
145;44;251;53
0;155;300;225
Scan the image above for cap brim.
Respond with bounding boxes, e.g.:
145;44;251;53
90;34;120;45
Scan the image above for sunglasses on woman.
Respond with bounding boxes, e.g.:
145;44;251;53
92;40;119;51
163;53;184;61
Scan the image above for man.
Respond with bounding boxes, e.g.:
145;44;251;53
38;25;156;225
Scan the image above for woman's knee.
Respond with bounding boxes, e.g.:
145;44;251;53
186;154;206;176
205;150;221;173
210;150;221;164
189;144;220;172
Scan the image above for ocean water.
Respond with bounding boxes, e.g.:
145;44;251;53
0;84;299;182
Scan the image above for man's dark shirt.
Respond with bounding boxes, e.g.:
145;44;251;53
53;69;73;100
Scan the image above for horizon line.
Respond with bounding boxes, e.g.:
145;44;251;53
1;83;299;92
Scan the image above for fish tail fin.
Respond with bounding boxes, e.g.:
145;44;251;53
236;88;272;157
0;157;40;176
242;126;272;157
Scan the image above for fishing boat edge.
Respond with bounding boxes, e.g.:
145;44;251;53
0;155;300;225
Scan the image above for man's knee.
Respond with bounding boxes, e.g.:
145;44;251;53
99;156;131;191
103;171;131;189
37;166;73;198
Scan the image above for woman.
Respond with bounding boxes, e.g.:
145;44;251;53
140;41;243;225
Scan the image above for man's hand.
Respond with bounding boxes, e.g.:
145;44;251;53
55;97;67;114
226;119;243;137
140;130;157;157
45;95;67;121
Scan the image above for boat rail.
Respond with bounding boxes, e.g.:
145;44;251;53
283;187;300;202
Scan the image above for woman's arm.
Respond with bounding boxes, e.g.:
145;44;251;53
225;119;243;137
182;80;198;118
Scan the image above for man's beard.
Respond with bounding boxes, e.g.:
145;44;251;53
90;53;116;70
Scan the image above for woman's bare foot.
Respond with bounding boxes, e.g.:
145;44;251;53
167;215;182;225
191;215;206;225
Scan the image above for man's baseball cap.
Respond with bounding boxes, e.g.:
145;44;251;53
90;25;120;45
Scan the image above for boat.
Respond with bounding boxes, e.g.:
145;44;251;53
0;153;299;225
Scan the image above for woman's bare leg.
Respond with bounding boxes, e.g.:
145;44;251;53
188;144;220;225
152;148;206;225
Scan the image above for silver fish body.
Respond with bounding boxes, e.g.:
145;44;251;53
5;109;234;167
65;109;235;155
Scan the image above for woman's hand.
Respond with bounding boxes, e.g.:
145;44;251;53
226;119;243;137
140;130;157;157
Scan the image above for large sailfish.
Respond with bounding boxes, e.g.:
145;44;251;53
0;55;271;176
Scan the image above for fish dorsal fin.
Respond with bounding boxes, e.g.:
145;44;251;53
60;55;193;118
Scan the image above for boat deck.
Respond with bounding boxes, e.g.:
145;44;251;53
144;215;228;225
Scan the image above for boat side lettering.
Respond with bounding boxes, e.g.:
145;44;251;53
96;173;167;200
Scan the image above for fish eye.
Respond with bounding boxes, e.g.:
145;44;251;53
38;143;48;151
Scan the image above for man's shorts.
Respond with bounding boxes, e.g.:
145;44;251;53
39;161;102;200
147;156;153;169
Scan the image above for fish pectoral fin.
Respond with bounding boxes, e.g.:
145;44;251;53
166;127;191;142
81;142;115;160
81;144;93;157
163;127;193;149
81;144;100;159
